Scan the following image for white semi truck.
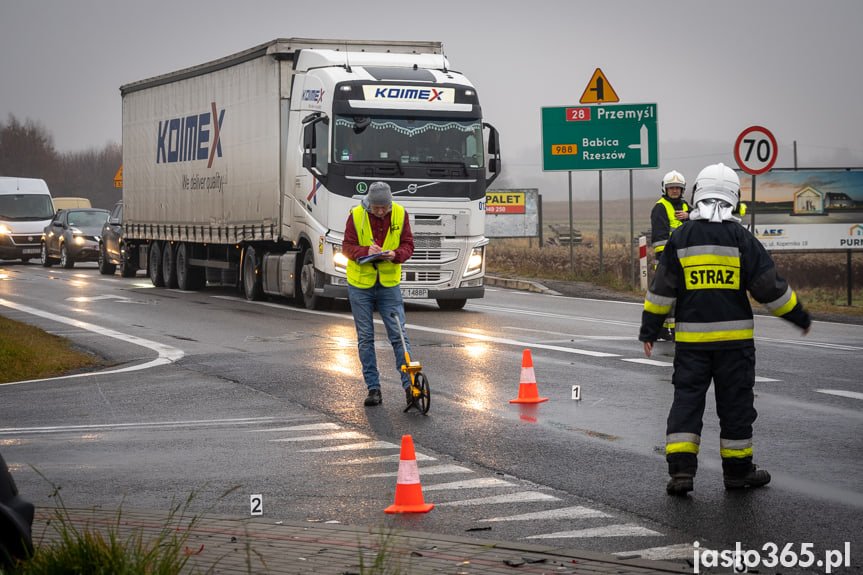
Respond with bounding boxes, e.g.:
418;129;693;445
119;38;500;310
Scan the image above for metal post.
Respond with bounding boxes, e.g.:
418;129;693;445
629;169;635;287
598;170;603;275
848;250;853;306
749;173;756;232
568;171;574;275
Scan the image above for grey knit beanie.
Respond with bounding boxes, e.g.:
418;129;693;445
362;181;392;211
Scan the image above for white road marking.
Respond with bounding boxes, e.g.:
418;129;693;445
481;505;610;522
362;464;473;478
298;441;400;453
526;523;662;539
817;389;863;401
0;298;184;385
250;423;342;432
0;417;278;435
329;453;437;464
422;477;514;491
270;431;368;442
615;543;697;561
436;492;560;506
621;358;673;367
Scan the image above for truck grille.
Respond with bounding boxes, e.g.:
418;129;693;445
410;248;459;263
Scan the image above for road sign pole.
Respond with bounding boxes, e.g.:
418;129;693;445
598;170;603;275
750;173;757;232
629;170;634;288
568;171;574;274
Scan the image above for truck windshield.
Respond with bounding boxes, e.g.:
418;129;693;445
0;194;55;221
334;116;484;168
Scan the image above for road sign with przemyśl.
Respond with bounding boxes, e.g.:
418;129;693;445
541;104;658;171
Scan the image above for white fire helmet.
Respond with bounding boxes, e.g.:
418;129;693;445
661;170;686;194
692;163;740;208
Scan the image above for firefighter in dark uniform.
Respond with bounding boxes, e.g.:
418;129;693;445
639;163;811;496
650;170;690;340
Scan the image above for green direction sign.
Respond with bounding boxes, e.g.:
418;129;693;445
541;103;659;171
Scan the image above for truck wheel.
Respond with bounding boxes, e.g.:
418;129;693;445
176;243;205;290
60;244;75;269
119;243;137;278
161;242;178;288
148;241;165;287
242;245;264;301
436;298;467;311
296;248;331;310
98;243;116;275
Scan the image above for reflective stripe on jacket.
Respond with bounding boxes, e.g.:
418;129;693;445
639;219;810;348
346;203;405;288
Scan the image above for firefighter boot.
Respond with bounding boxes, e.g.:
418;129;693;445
666;452;697;496
666;475;694;496
724;466;771;490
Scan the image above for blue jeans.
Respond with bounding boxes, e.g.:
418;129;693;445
348;283;412;391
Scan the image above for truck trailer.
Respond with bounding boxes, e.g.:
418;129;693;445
119;38;500;310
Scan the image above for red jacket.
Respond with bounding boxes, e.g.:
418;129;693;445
342;207;414;263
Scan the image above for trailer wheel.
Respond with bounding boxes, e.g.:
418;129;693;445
296;247;331;310
161;242;178;288
242;245;264;301
176;243;205;290
148;241;165;287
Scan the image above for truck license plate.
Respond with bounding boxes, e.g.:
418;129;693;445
401;288;428;299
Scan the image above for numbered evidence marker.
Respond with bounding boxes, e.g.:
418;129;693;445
250;494;263;516
572;385;581;401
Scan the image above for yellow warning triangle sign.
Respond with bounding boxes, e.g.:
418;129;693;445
579;68;619;104
113;166;123;188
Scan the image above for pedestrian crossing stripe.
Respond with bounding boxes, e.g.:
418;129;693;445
527;523;662;539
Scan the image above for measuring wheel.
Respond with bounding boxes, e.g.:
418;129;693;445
412;372;431;414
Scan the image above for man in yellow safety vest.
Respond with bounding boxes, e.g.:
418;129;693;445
342;182;415;407
650;170;690;340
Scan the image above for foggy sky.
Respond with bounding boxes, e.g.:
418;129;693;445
2;0;862;201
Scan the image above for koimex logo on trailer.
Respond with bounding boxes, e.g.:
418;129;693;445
156;102;225;168
363;85;454;103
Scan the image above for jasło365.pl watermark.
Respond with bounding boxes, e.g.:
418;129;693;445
693;541;851;573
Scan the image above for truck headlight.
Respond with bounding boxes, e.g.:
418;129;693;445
464;246;483;277
333;250;349;272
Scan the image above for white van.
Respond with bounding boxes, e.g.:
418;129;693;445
0;177;55;262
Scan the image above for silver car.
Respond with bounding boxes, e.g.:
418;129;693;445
41;208;109;268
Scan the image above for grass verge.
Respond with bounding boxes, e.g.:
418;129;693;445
0;316;100;384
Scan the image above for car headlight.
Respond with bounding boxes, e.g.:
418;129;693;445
74;236;86;246
0;224;10;235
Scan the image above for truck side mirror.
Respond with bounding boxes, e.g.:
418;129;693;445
483;122;501;186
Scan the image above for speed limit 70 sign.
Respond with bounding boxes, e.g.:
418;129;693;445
734;126;777;175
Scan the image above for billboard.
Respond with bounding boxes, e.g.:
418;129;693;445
739;170;863;251
485;189;539;238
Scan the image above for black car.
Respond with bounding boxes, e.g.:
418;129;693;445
98;200;139;277
40;208;109;268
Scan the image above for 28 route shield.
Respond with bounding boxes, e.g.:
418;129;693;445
541;104;659;171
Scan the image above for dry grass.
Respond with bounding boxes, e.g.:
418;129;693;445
0;316;100;384
486;238;863;315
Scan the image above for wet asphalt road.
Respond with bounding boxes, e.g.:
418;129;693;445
1;261;861;571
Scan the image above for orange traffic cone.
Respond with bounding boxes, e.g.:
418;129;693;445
510;349;548;404
384;435;434;513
